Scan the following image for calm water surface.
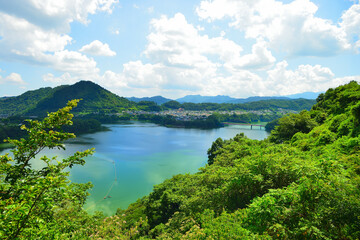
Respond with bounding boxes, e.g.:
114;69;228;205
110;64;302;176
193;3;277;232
1;121;269;215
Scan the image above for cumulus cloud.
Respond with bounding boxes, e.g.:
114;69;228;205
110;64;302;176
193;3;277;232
46;50;99;76
79;40;116;56
0;72;26;85
82;11;357;98
3;1;357;99
196;0;353;56
0;0;117;76
0;13;72;59
120;13;263;96
264;61;357;95
225;40;276;71
43;72;78;85
340;3;360;52
0;0;118;31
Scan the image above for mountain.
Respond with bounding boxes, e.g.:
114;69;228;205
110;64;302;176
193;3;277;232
176;95;236;103
0;96;12;101
227;96;290;104
0;81;135;117
127;96;172;105
25;81;134;116
285;91;322;99
175;93;318;104
0;87;59;116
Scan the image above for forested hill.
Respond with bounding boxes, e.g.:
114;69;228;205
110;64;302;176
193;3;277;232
127;96;172;105
0;81;135;117
0;86;62;116
26;81;135;116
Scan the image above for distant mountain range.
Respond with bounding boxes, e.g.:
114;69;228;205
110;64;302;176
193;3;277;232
286;92;322;99
128;92;321;105
226;96;290;104
127;96;172;105
175;95;235;104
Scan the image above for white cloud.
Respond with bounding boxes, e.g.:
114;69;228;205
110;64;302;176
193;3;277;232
145;13;243;67
49;50;99;76
0;0;118;76
0;13;72;59
0;0;118;31
41;50;99;82
0;72;26;85
136;13;250;95
84;12;357;98
340;3;360;52
196;0;353;56
225;40;276;71
43;72;78;85
264;61;358;95
79;40;116;56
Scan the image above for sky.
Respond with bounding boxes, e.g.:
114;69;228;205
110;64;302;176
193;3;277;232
0;0;359;99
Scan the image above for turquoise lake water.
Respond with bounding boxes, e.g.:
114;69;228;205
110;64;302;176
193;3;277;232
0;121;269;215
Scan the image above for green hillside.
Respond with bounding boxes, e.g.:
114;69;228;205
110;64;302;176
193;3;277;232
0;81;135;117
0;87;57;116
25;81;134;116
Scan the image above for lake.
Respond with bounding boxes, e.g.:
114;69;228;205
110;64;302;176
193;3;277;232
0;121;269;215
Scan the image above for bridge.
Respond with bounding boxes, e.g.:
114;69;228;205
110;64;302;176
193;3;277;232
223;122;265;130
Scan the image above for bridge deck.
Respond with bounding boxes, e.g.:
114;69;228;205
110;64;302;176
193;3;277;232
223;122;265;128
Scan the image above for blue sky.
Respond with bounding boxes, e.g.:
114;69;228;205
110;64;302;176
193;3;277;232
0;0;359;98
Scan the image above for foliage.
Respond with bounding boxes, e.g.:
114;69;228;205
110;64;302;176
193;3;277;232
214;112;282;124
269;110;318;143
136;113;223;129
71;81;359;239
0;117;105;142
161;99;316;112
0;100;95;239
26;81;135;116
62;118;104;135
264;118;279;132
0;87;57;116
1;82;359;239
207;137;225;165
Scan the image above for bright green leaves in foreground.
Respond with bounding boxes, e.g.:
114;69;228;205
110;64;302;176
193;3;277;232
0;100;94;239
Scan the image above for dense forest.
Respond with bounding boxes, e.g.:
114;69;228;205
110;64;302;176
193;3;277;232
1;82;359;239
161;98;315;111
136;114;223;129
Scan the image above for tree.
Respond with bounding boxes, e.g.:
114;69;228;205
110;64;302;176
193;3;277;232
207;137;224;165
269;110;317;143
162;100;181;109
0;99;94;239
